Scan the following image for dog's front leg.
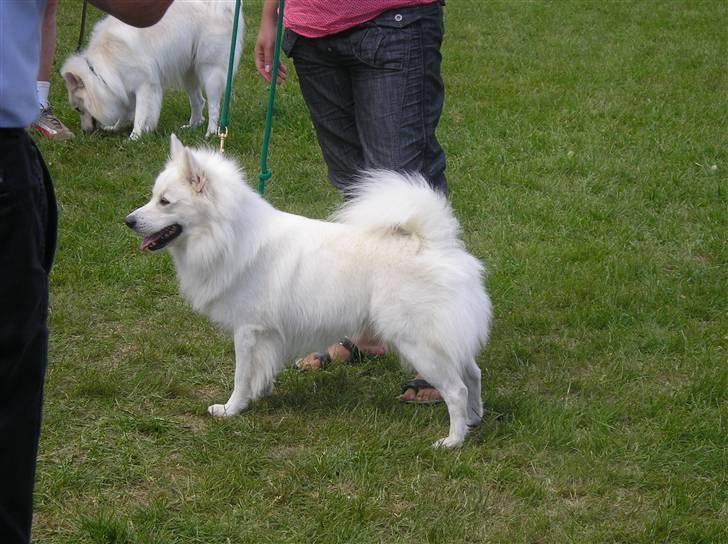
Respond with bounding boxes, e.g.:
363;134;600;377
129;83;162;140
208;327;281;417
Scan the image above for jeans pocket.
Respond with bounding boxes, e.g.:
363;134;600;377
282;29;299;57
353;5;434;70
353;25;409;70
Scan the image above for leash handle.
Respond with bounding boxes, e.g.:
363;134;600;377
257;0;285;194
218;0;242;153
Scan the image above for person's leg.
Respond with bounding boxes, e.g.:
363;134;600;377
0;130;57;543
33;0;73;140
285;31;366;191
352;4;446;401
36;0;57;87
350;2;447;193
286;4;446;191
286;11;446;401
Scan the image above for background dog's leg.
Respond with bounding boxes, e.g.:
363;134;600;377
208;327;282;417
130;83;162;140
182;72;205;129
199;66;225;137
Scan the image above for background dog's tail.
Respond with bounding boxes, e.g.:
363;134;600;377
331;170;461;247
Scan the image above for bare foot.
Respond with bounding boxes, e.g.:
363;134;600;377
295;351;327;370
398;375;443;403
295;336;386;370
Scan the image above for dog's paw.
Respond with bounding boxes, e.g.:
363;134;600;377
208;404;231;417
208;403;245;417
181;120;202;130
129;131;142;141
432;436;464;449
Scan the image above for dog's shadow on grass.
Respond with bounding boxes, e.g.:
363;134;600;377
258;360;407;414
246;358;519;445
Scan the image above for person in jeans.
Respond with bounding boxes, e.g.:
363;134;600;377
255;0;447;404
0;3;172;542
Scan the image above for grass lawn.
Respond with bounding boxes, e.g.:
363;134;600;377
32;1;725;542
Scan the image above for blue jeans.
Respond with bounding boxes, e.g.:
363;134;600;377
283;2;447;194
0;129;56;544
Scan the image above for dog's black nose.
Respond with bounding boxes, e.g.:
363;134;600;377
124;215;136;229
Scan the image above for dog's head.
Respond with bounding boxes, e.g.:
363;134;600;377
61;54;126;134
125;134;212;252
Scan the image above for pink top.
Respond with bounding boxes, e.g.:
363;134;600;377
283;0;437;38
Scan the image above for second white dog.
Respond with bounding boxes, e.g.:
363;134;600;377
61;1;243;140
125;135;492;448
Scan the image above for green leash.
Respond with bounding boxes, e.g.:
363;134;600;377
217;0;242;155
257;0;285;195
76;0;88;52
217;0;284;197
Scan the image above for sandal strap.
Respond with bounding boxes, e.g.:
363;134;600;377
317;352;332;369
339;337;363;364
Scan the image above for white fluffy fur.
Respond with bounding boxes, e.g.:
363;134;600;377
61;1;243;140
126;136;493;448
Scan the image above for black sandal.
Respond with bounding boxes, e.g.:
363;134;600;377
337;337;363;364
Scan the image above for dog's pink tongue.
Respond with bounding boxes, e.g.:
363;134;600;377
140;235;156;252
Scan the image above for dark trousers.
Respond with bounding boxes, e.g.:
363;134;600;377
283;2;447;194
0;128;57;544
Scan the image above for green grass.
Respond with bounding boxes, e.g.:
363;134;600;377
33;1;726;542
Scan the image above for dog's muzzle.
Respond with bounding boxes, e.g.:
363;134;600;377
125;215;183;252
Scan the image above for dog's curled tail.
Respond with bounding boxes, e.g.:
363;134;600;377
331;171;461;247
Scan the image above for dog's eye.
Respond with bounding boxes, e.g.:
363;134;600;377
159;197;170;206
74;107;82;113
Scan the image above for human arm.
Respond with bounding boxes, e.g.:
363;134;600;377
254;0;288;84
88;0;173;28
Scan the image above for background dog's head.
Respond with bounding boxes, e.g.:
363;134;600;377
61;54;127;134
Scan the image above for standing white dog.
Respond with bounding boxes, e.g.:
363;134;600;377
61;1;243;140
125;136;493;448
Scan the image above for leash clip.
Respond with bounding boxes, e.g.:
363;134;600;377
217;126;228;154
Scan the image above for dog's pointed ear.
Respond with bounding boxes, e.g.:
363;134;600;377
181;149;206;193
170;135;205;192
170;133;184;159
62;71;84;91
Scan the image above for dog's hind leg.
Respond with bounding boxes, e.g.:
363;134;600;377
208;327;282;417
182;72;205;129
464;360;483;428
396;341;470;448
430;377;469;449
198;66;225;137
130;83;162;140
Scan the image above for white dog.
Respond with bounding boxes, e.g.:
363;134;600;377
61;1;243;140
125;136;493;448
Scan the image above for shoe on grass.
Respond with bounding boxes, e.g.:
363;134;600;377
32;107;74;141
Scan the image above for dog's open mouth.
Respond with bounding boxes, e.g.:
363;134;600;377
140;224;182;251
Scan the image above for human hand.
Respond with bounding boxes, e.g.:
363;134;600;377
255;5;287;85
